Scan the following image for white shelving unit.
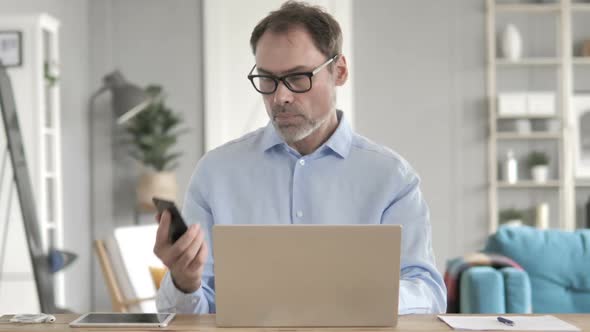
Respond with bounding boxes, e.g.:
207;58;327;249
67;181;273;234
486;0;590;233
496;133;562;140
0;14;64;311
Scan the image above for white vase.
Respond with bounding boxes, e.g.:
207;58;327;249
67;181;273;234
531;165;549;183
535;203;549;229
501;24;522;61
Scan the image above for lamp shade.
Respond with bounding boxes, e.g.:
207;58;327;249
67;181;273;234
102;70;153;125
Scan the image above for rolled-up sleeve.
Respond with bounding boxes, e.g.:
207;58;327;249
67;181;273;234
381;167;447;314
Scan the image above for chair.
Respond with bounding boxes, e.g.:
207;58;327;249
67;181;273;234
447;225;590;313
94;224;166;312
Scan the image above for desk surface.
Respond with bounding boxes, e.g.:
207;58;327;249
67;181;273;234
0;314;588;331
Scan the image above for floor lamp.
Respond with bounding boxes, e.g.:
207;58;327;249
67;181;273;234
88;70;159;309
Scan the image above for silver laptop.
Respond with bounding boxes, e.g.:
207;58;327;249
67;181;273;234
213;224;402;327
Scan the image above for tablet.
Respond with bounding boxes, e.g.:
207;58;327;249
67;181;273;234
69;313;175;328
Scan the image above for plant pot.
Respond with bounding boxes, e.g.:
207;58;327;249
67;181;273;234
531;165;549;183
136;171;178;212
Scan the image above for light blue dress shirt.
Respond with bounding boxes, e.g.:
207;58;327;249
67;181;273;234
156;111;447;315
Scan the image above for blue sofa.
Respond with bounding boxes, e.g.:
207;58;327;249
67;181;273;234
454;225;590;313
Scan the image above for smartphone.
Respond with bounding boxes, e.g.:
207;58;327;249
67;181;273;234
152;197;188;244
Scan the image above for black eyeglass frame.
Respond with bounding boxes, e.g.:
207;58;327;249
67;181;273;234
247;54;340;94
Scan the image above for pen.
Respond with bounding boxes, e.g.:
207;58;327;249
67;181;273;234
497;316;514;326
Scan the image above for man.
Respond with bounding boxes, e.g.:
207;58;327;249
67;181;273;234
155;0;446;314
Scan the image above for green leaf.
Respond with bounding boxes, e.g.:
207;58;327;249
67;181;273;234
121;85;187;171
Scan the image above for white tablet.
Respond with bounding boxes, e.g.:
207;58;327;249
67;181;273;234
69;313;175;328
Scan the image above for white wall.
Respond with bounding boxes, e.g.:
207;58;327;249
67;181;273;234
354;0;489;272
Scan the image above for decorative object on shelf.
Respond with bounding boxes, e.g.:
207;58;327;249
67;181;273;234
124;85;187;212
515;119;531;134
499;208;524;226
582;40;590;57
0;31;22;67
500;24;522;61
572;95;590;178
535;202;549;229
528;151;550;183
497;92;556;118
503;149;518;184
44;60;59;87
498;93;527;117
527;92;555;116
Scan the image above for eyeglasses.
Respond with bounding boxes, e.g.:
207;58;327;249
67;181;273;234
247;54;339;95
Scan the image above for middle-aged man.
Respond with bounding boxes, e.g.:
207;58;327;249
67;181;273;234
154;0;447;315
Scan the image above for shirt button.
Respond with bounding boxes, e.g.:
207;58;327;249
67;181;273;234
296;211;303;218
299;159;305;166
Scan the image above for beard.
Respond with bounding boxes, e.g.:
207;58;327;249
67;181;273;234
270;105;323;143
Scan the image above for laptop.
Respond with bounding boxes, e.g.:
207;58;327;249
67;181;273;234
213;224;402;327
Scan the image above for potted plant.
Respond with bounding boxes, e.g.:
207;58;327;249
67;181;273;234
527;151;550;183
124;85;186;211
499;208;524;227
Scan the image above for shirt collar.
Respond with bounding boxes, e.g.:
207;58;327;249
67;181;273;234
260;110;352;159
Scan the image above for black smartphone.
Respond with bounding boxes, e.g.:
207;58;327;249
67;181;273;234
152;197;188;244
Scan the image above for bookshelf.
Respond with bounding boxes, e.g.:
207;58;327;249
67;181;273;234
485;0;590;233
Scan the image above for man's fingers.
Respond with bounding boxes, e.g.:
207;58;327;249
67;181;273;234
169;224;199;259
178;231;203;269
188;239;208;271
154;210;171;248
154;212;162;222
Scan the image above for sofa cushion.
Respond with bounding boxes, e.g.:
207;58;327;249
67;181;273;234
460;267;505;313
500;267;532;313
485;225;590;313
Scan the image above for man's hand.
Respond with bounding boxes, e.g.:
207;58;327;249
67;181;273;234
153;210;208;293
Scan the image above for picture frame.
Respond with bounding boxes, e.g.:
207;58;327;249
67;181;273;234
572;95;590;178
0;31;22;67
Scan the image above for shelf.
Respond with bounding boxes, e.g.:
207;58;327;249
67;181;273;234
497;181;560;188
487;0;578;232
495;3;561;13
496;132;561;140
573;57;590;65
497;114;558;120
496;58;561;66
